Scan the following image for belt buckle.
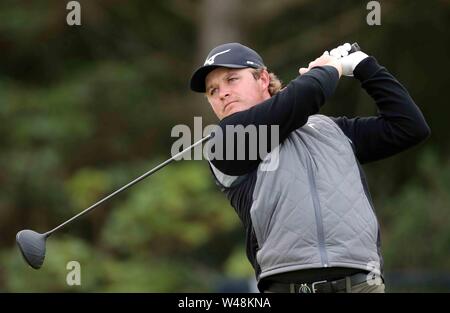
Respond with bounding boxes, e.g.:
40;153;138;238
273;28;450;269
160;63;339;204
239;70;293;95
311;280;327;293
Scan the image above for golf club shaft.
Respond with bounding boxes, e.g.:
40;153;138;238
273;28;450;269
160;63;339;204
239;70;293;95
45;134;212;236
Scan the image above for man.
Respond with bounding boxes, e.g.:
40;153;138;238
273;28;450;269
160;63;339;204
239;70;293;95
189;42;430;293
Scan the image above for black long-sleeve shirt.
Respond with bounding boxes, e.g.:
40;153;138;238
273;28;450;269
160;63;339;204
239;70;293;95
209;57;430;176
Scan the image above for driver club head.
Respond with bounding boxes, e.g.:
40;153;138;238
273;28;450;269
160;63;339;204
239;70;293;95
16;230;48;269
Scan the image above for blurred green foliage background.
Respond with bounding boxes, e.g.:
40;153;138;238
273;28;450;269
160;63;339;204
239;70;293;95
0;0;449;292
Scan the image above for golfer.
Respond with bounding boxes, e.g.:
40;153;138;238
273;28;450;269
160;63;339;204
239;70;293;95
189;42;430;293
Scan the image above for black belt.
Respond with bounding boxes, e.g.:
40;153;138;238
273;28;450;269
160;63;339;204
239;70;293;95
264;272;369;293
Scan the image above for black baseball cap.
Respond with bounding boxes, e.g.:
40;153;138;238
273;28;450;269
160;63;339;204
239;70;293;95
190;42;265;93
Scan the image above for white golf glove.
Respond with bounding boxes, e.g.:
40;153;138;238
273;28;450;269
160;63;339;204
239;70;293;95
329;43;368;77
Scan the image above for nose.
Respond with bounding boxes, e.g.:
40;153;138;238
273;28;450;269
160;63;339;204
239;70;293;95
219;86;231;100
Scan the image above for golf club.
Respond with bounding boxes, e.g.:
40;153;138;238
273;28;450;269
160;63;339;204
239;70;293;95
16;42;361;270
16;134;212;269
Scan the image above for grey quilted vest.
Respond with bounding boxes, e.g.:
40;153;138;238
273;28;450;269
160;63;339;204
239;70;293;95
210;114;381;280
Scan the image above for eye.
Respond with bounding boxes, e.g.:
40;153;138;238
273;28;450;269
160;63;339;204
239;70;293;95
209;88;217;96
228;76;238;82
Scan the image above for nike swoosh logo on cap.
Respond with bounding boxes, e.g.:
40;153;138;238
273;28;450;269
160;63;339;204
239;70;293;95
204;49;231;65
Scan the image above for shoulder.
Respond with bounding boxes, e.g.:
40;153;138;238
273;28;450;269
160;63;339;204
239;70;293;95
306;114;342;130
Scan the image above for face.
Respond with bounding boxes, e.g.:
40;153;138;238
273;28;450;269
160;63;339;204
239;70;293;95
205;67;271;120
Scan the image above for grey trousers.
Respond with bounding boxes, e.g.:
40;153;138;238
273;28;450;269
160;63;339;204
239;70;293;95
345;281;385;293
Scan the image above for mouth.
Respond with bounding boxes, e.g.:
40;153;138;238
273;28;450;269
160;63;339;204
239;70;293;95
224;100;238;111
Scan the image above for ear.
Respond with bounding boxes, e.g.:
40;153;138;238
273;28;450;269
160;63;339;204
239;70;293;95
258;69;270;91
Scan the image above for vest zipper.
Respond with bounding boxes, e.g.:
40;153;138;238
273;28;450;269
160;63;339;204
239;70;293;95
304;150;329;268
